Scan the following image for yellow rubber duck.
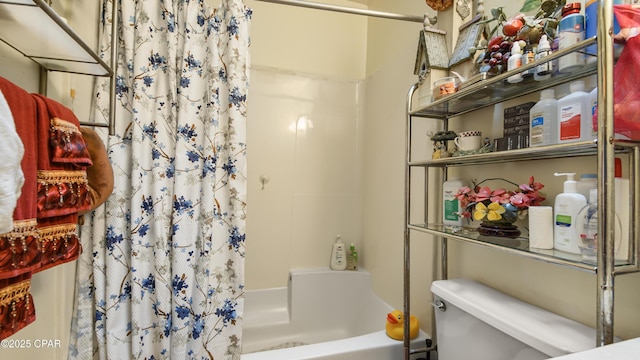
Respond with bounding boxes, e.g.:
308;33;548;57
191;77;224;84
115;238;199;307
385;309;419;340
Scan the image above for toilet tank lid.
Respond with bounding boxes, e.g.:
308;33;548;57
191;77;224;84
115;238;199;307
431;279;597;357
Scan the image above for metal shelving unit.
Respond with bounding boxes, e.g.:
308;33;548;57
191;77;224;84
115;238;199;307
403;2;639;358
0;0;117;134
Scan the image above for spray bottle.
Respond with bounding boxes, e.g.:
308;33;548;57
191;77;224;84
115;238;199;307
553;173;587;254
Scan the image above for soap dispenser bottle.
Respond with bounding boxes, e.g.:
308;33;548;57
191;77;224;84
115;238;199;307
330;235;347;270
553;173;587;254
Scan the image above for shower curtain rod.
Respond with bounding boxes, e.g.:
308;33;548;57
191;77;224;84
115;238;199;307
253;0;425;23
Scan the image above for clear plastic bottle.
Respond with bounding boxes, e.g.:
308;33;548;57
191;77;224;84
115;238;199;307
529;89;558;147
577;189;598;261
557;80;592;143
576;188;622;261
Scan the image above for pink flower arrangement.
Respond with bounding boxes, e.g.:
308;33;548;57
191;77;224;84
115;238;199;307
455;176;546;221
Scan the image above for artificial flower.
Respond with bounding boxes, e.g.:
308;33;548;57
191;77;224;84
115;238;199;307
454;177;546;221
474;201;506;221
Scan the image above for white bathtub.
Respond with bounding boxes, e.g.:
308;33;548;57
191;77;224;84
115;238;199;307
240;268;428;360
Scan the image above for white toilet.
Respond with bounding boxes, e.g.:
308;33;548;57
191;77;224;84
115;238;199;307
431;279;597;359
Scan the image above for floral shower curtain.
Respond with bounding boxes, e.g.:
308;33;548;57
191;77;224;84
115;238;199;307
69;0;250;359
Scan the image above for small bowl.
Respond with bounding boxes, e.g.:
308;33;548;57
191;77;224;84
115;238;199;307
432;76;460;101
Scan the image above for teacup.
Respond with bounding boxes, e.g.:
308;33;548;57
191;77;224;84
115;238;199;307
454;131;482;151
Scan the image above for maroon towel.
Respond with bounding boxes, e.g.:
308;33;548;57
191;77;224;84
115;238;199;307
31;93;92;167
0;274;36;340
32;94;92;218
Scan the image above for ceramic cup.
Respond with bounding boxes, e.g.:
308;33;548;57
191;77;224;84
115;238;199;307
454;131;482;151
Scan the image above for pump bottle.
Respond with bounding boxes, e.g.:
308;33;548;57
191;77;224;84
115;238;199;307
553;173;587;254
330;235;347;270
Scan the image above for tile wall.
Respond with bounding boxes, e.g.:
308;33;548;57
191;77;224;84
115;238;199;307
245;68;364;289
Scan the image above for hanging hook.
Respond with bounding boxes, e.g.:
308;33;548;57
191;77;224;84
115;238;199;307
259;175;270;190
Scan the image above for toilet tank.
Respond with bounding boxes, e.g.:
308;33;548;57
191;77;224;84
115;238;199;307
431;279;596;360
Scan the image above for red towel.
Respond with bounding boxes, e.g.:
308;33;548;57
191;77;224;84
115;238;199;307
32;94;92;218
0;274;36;340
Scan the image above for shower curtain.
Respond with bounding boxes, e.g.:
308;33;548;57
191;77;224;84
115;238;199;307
69;0;250;359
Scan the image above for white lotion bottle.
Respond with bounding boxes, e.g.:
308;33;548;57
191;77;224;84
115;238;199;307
330;235;347;270
553;172;587;254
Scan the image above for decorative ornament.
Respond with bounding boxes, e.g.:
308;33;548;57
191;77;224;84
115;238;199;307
456;0;471;20
426;0;453;11
455;177;546;238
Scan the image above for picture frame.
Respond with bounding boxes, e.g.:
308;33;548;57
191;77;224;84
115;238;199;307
449;14;484;68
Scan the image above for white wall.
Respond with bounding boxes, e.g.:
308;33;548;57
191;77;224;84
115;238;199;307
245;68;364;289
243;0;369;289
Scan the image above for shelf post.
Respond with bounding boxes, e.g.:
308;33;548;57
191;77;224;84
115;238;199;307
596;0;615;347
404;83;419;360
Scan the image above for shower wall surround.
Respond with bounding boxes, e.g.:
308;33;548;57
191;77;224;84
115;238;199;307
245;68;364;290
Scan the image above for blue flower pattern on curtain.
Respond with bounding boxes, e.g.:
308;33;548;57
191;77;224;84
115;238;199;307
69;0;250;359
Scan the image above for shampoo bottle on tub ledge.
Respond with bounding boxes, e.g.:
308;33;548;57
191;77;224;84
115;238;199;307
330;235;347;271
